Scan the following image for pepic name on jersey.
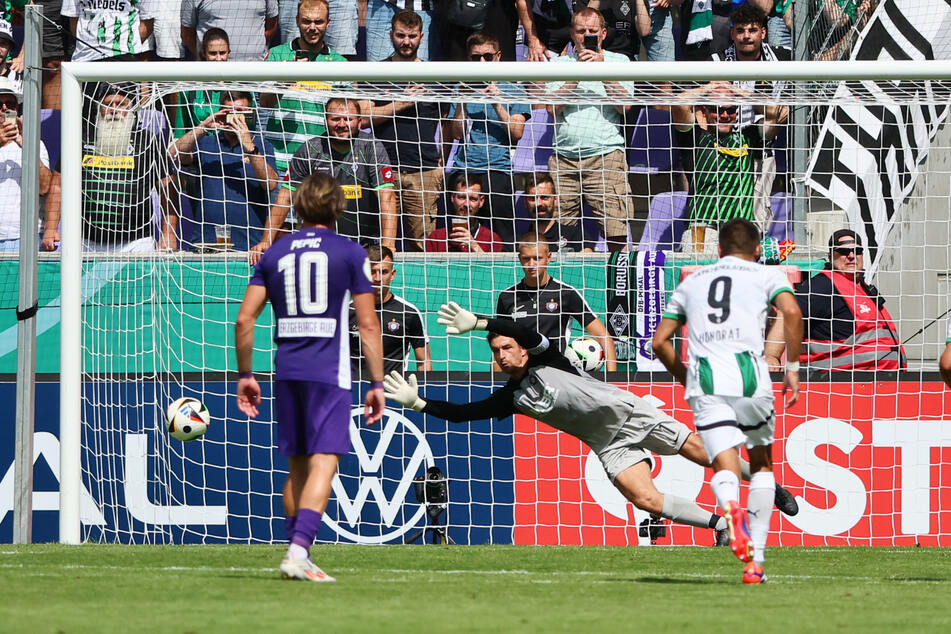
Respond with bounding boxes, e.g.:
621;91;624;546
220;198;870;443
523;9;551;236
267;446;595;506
291;236;323;250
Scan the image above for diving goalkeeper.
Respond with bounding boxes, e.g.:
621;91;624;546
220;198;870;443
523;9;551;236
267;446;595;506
384;302;798;542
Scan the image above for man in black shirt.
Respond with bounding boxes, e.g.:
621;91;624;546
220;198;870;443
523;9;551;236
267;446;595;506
350;244;431;379
369;10;450;251
521;172;590;253
384;302;799;541
497;231;617;370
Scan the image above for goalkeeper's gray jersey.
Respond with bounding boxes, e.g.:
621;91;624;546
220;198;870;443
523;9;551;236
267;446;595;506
513;365;667;452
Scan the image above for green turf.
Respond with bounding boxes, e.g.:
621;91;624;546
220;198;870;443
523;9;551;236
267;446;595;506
3;544;948;633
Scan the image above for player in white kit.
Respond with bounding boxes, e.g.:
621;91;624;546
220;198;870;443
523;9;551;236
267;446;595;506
652;219;802;583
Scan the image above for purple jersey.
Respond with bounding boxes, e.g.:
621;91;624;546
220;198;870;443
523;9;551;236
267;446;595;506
250;227;373;387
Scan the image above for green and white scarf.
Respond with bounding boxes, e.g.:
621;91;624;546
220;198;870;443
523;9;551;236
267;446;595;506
686;0;713;45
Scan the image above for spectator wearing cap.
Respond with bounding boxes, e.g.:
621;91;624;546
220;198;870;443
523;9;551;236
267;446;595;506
0;77;60;252
0;19;20;94
80;83;176;252
765;229;906;373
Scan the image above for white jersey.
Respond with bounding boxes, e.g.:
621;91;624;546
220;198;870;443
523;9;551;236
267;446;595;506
664;256;793;400
62;0;158;62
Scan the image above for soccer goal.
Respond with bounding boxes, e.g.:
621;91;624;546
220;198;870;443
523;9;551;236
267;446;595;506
55;58;951;547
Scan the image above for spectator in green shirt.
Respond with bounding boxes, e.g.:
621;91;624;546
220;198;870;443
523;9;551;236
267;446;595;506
261;0;346;173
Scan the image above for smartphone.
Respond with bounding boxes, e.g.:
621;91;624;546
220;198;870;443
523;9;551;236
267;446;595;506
583;34;599;51
3;109;16;124
295;49;310;61
225;112;244;127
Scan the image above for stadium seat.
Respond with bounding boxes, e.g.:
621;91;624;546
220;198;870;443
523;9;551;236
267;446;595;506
512;108;554;173
637;190;688;252
628;108;676;173
40;109;61;171
768;192;792;241
138;109;170;145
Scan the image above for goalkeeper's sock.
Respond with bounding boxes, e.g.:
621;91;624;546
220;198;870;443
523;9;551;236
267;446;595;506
661;494;721;529
710;469;741;512
747;471;775;565
285;515;296;542
289;507;322;557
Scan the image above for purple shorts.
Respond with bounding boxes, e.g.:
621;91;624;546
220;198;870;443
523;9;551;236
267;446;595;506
274;380;353;457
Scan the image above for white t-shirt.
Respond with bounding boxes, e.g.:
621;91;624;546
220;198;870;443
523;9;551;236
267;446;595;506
664;256;793;399
62;0;158;62
0;140;51;240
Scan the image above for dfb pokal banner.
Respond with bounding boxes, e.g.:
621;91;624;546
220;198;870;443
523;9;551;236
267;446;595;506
803;0;951;279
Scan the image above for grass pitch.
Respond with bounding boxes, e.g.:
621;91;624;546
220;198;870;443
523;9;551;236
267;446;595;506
3;544;948;633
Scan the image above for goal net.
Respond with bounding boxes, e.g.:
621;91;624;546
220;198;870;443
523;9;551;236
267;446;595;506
57;59;951;546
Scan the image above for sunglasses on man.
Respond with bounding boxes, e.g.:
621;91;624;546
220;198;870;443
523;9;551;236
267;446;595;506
704;104;738;116
469;52;497;61
833;246;863;256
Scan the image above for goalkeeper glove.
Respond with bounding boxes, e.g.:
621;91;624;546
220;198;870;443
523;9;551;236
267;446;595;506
437;301;488;335
383;371;427;412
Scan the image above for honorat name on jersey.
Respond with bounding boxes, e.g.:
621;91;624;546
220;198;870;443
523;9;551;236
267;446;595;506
278;317;337;338
290;236;323;250
80;0;129;10
82;155;135;169
696;327;743;344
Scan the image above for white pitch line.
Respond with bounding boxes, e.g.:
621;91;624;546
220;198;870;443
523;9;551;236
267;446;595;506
0;562;942;583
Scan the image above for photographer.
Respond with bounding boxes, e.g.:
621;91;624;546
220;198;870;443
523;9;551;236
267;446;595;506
170;90;278;252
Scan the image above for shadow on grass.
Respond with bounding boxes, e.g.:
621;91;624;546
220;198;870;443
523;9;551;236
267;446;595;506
632;577;716;585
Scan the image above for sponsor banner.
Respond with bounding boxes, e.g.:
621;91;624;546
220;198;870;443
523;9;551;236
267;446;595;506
514;381;951;546
0;381;515;545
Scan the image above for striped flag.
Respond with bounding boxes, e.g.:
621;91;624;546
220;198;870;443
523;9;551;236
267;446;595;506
803;0;951;279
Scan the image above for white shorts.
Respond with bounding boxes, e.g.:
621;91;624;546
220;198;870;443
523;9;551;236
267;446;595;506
687;394;775;461
596;414;691;483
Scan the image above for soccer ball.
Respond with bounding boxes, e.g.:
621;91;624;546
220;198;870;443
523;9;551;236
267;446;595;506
166;397;211;442
565;337;605;373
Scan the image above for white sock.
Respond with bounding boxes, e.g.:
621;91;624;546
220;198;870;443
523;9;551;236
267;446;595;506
661;494;722;529
287;543;309;561
748;471;775;565
710;470;741;512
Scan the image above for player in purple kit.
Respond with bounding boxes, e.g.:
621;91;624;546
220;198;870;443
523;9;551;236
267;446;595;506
235;172;385;583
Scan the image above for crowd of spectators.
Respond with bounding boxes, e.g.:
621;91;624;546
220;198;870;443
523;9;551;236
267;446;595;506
0;0;872;257
0;1;916;377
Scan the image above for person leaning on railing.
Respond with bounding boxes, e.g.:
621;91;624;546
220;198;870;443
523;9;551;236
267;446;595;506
764;229;906;373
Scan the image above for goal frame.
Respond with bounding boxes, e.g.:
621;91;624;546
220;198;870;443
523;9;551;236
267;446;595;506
57;59;951;544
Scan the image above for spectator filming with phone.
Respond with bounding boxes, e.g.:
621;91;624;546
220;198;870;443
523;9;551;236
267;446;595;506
170;90;279;252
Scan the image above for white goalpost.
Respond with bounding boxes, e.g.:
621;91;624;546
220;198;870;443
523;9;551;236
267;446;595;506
57;59;951;546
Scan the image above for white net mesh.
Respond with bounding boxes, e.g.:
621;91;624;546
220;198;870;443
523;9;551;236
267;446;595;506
67;64;951;546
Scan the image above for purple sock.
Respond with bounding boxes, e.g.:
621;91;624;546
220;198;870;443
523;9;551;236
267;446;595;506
285;515;296;542
291;508;322;550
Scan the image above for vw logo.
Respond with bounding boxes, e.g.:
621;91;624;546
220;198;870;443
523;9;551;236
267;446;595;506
323;407;435;543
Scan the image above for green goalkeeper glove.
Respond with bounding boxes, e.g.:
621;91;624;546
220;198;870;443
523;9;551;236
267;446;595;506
383;371;427;412
437;301;488;335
